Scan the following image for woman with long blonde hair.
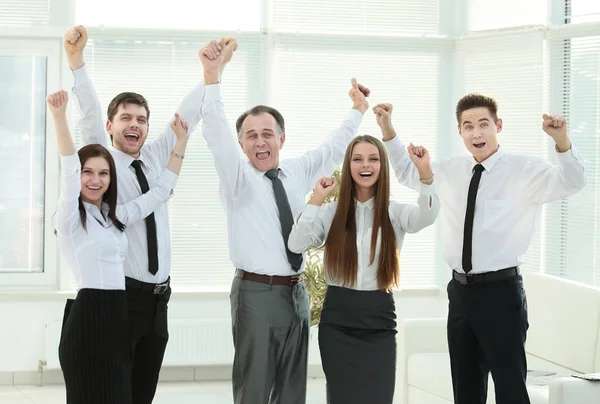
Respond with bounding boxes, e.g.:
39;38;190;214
288;134;439;403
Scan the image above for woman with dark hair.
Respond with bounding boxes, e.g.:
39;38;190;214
46;90;189;404
288;134;440;403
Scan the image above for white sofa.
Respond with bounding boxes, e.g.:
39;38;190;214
397;272;600;404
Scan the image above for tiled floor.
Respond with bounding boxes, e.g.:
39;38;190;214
0;379;328;403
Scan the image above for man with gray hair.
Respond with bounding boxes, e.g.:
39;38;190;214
200;42;370;403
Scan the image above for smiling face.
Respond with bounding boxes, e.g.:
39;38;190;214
80;156;110;208
458;107;502;163
239;112;285;172
350;141;381;193
106;103;149;159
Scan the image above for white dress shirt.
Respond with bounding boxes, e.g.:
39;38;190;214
55;154;178;290
288;185;440;290
201;84;364;276
71;65;206;283
384;136;587;274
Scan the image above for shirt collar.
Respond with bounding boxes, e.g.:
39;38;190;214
355;197;375;210
111;146;143;168
472;146;505;172
253;162;291;178
81;201;111;228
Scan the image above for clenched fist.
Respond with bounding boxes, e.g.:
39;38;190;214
349;78;370;114
407;143;434;181
46;90;69;116
170;113;190;140
64;26;87;70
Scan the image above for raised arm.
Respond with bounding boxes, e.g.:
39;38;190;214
200;39;248;199
116;114;190;226
297;79;369;191
144;38;238;168
288;177;338;253
390;184;440;234
526;114;586;204
375;104;439;193
64;25;107;148
47;91;81;235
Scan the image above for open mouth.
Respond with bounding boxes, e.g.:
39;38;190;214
256;151;270;161
473;142;486;149
124;132;140;144
86;186;101;193
359;171;373;178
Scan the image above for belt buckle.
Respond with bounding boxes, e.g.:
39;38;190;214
153;283;168;295
290;276;300;286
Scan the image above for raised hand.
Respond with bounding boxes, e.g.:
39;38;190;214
200;40;223;70
314;176;338;198
407;143;433;180
349;78;370;114
170;113;190;140
542;114;567;139
542;113;571;152
46;90;69;116
219;37;238;66
63;25;88;69
373;103;393;128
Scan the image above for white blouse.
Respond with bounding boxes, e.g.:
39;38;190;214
288;184;440;290
54;153;178;291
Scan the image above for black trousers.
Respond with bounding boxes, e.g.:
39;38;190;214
126;281;171;404
447;274;530;404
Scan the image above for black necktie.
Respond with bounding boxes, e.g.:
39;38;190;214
462;164;485;273
131;160;159;276
265;169;303;272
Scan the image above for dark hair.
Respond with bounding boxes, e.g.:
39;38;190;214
77;144;125;232
324;135;399;291
107;92;150;122
235;105;285;138
455;93;498;124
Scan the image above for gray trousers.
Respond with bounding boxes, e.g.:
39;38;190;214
230;274;310;404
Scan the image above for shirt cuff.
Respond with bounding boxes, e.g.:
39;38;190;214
419;182;437;195
346;109;364;127
297;204;321;224
60;153;81;175
382;135;405;152
203;83;221;102
556;143;582;162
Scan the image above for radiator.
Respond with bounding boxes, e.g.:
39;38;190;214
43;318;234;370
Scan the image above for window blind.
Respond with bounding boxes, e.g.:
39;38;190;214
0;0;51;26
544;28;600;285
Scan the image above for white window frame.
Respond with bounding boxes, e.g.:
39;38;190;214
0;35;63;290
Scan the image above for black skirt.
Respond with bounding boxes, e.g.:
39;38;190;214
319;285;397;404
58;289;130;404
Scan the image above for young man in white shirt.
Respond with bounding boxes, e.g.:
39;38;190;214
63;26;236;404
199;44;370;403
373;95;586;404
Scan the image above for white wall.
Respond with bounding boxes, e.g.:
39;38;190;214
0;287;447;384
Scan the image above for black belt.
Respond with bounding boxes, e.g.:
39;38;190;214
452;267;519;286
125;276;170;295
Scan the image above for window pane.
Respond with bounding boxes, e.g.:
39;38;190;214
75;0;261;31
466;0;546;31
0;56;46;273
568;0;600;24
272;0;440;35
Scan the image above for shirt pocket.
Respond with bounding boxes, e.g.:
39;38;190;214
482;199;517;235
